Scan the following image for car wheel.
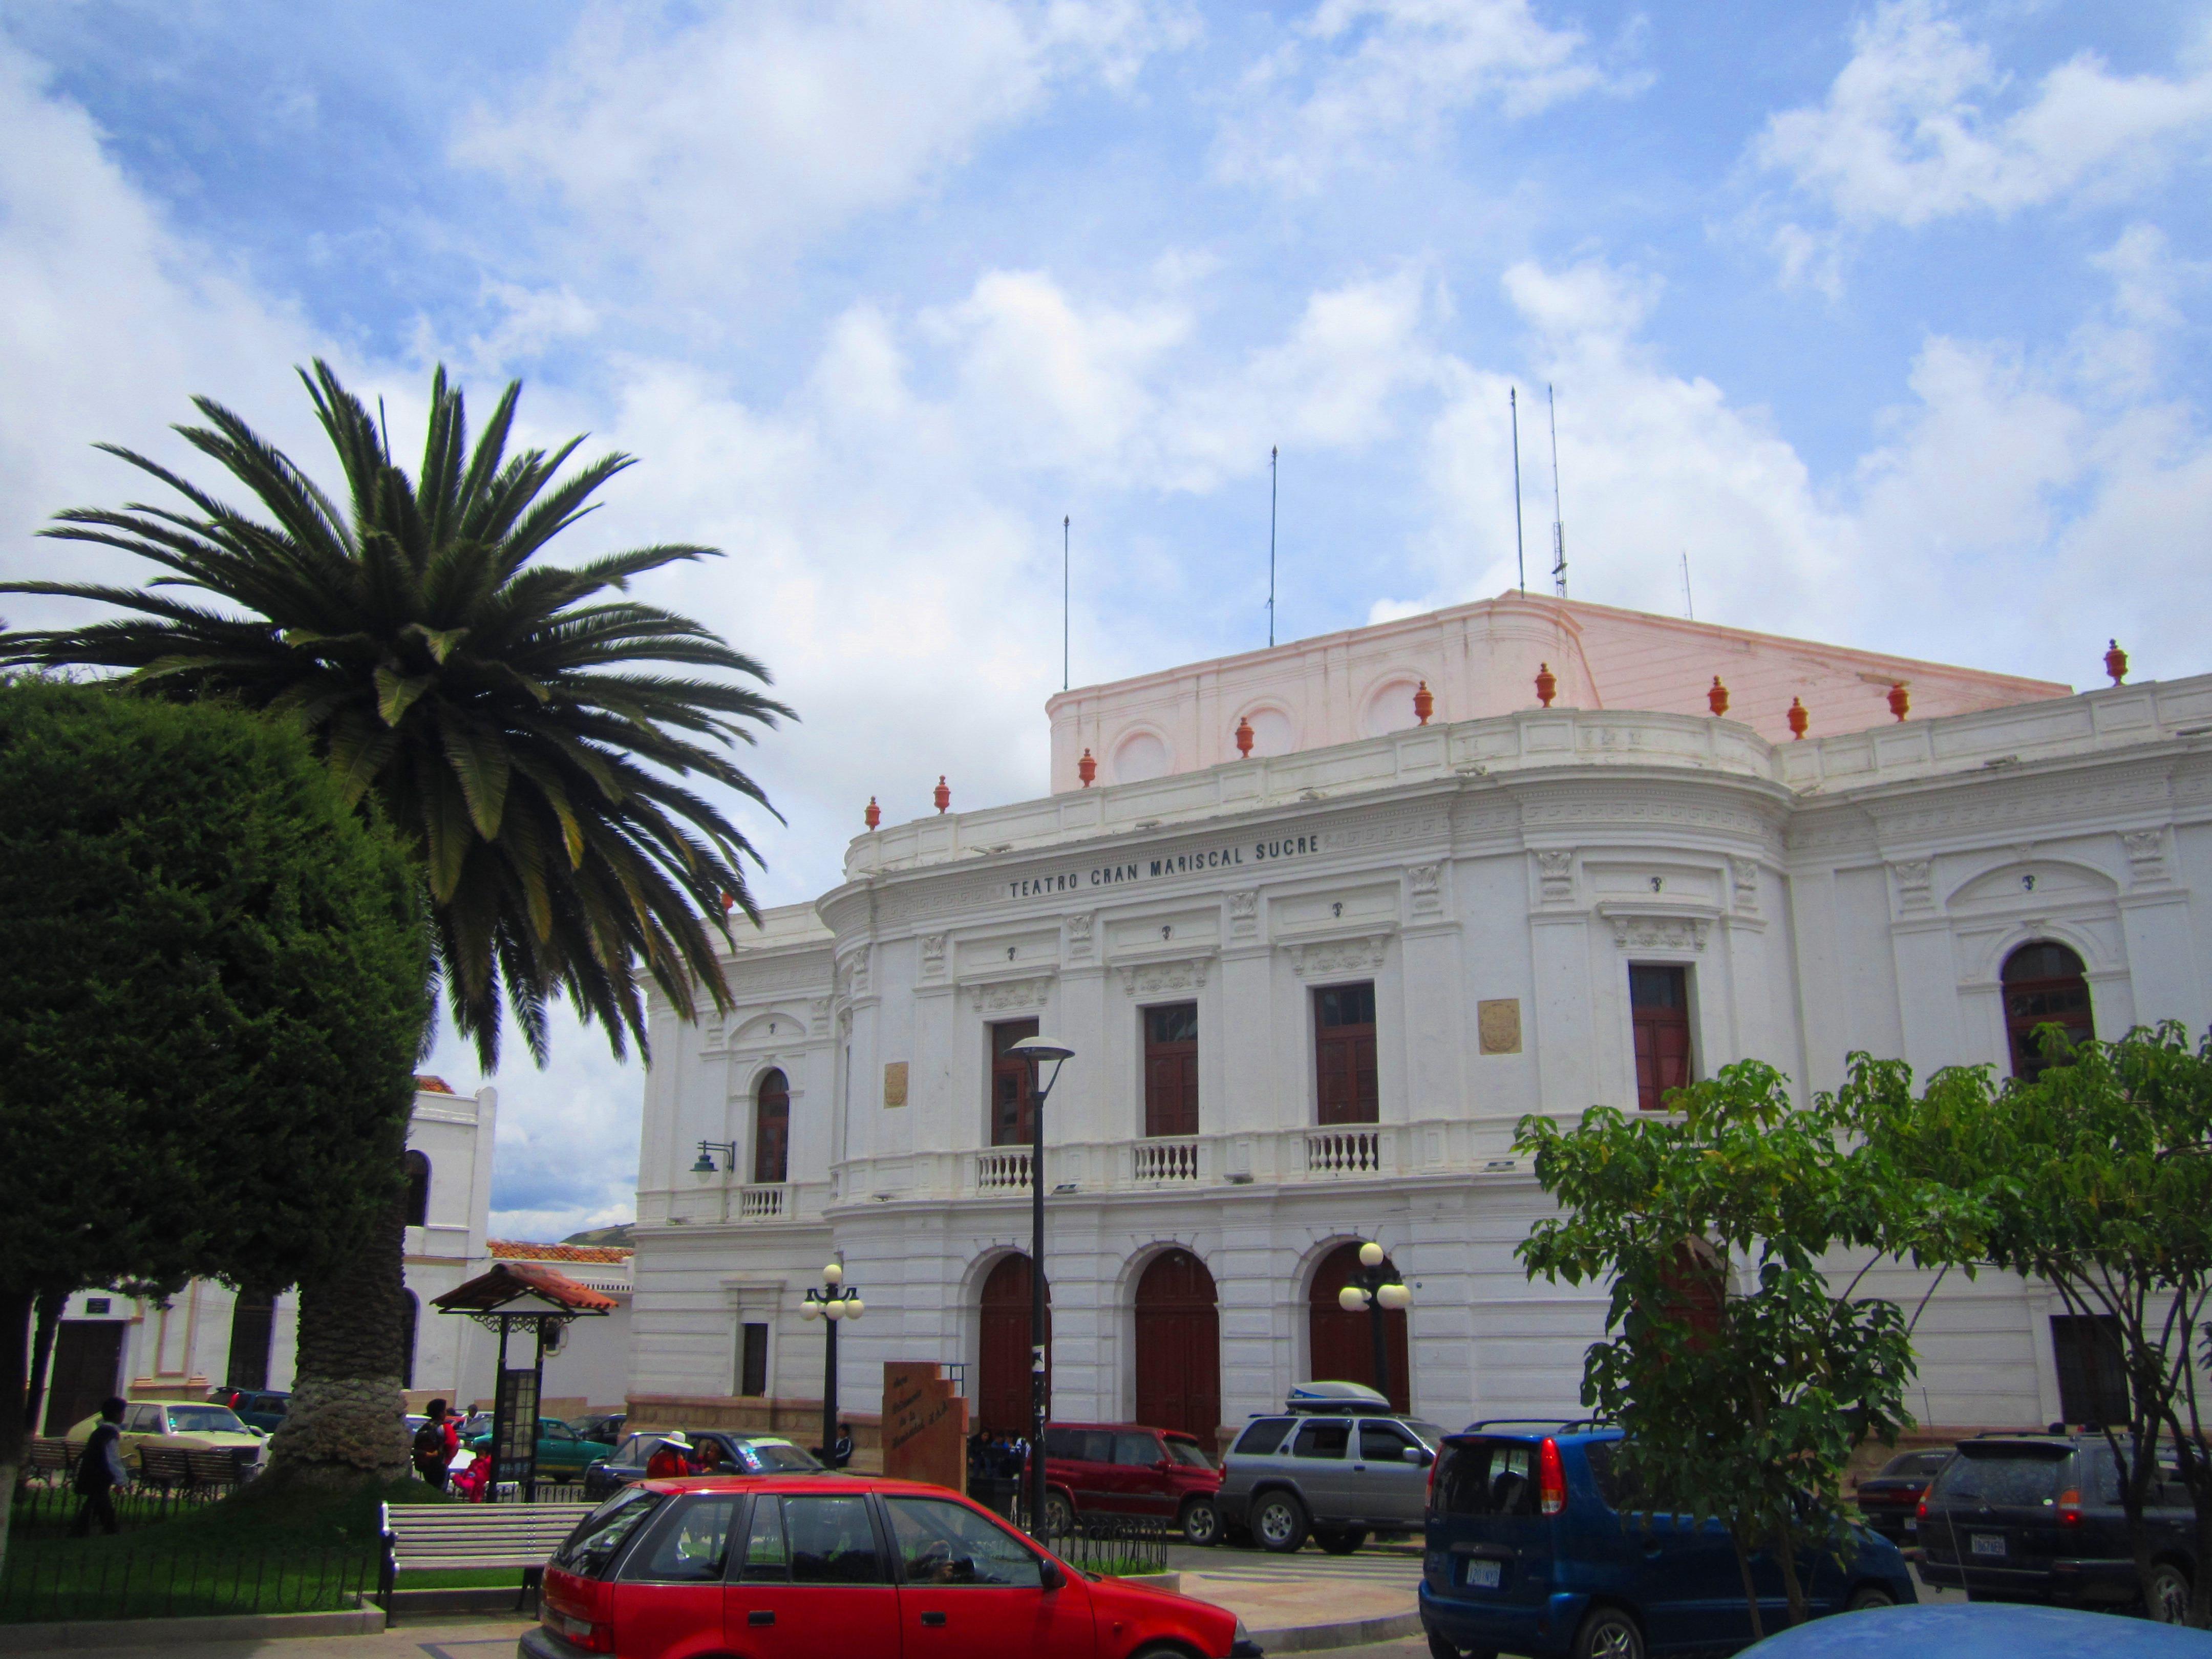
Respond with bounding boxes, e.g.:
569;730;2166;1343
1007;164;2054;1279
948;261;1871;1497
1041;1491;1076;1537
1315;1527;1368;1555
1845;1585;1896;1611
1180;1496;1220;1547
2148;1562;2192;1624
1253;1493;1310;1554
1571;1606;1645;1659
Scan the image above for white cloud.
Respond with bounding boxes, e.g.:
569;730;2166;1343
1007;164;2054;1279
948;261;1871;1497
1756;0;2212;238
1215;0;1619;192
455;0;1196;294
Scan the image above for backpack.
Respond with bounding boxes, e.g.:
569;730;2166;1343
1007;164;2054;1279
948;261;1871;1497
413;1420;448;1461
73;1424;116;1495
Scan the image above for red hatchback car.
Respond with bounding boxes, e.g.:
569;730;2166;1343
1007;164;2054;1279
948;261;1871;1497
523;1475;1261;1659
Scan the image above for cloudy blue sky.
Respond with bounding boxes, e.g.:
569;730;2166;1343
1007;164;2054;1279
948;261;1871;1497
4;1;2208;1237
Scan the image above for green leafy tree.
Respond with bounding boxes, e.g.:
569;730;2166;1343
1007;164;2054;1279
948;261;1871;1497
1516;1058;1976;1635
0;682;428;1572
0;362;788;1481
1871;1024;2212;1626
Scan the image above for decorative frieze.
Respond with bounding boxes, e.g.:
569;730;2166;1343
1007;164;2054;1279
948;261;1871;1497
1290;935;1390;977
1607;914;1709;952
920;934;946;978
966;975;1055;1014
1729;856;1759;913
1117;958;1210;997
1228;890;1259;940
1066;912;1095;960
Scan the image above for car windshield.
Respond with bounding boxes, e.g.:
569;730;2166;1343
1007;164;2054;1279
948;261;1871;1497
1934;1444;2068;1507
1164;1437;1215;1469
166;1407;246;1434
1407;1421;1447;1448
551;1487;664;1576
746;1440;822;1472
1880;1450;1950;1477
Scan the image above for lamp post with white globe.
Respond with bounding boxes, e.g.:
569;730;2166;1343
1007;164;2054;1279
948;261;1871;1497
800;1261;864;1465
1336;1241;1412;1407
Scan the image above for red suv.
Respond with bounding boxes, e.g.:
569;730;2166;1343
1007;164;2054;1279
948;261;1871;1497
1041;1423;1223;1546
525;1475;1259;1659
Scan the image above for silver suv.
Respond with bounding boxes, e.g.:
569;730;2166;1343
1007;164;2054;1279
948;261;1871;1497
1216;1394;1446;1554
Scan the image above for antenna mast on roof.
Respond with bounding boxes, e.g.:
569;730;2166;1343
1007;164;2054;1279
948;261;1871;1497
1062;516;1071;692
1547;385;1567;598
1268;445;1278;648
1681;550;1694;622
1510;389;1525;592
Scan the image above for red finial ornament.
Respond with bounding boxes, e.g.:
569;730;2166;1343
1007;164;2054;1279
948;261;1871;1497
719;891;736;915
933;776;950;814
2105;639;2129;685
1707;676;1729;717
863;796;880;830
1787;697;1809;741
1234;716;1254;756
1887;683;1910;722
1413;681;1434;726
1077;748;1097;787
1535;663;1557;708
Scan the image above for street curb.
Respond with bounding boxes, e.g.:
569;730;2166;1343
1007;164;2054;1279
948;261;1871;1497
0;1596;386;1650
1249;1609;1426;1653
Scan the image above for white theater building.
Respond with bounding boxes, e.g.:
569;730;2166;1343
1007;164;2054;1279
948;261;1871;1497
627;590;2212;1448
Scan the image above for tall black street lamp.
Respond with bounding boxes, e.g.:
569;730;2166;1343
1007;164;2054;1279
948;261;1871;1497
799;1261;864;1465
1336;1240;1413;1406
1007;1034;1074;1538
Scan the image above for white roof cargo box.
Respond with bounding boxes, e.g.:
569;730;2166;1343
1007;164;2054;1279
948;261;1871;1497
1287;1380;1391;1414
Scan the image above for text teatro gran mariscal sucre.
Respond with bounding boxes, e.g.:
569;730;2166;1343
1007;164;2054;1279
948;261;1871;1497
1006;830;1320;900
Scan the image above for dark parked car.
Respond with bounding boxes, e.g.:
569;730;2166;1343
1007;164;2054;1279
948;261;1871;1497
583;1430;824;1499
569;1412;626;1445
1420;1424;1916;1659
1917;1433;2195;1621
1038;1422;1224;1545
1852;1448;1952;1544
462;1415;617;1480
214;1388;290;1434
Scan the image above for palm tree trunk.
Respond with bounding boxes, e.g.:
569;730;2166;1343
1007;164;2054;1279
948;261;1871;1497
23;1286;67;1432
265;1204;411;1486
1;1284;35;1583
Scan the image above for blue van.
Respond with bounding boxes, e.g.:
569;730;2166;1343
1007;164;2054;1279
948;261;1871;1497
1420;1423;1918;1659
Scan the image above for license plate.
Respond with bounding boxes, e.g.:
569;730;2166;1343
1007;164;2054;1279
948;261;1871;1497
1971;1533;2007;1558
1904;1518;1917;1532
1463;1559;1501;1589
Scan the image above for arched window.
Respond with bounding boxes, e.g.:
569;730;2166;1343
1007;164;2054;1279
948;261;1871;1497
753;1068;790;1184
402;1151;431;1226
2003;941;2094;1080
400;1290;419;1389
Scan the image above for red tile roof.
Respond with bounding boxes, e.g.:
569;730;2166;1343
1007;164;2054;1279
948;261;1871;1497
489;1239;634;1264
414;1075;456;1094
432;1260;618;1314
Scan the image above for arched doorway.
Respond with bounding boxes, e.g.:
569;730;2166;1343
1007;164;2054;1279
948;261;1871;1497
1134;1249;1219;1439
1307;1243;1409;1412
753;1068;790;1183
977;1255;1050;1437
2003;942;2094;1080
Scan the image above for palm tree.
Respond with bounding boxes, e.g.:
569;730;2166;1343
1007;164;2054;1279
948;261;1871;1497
0;362;789;1481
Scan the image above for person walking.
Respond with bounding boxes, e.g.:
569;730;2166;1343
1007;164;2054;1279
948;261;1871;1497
832;1422;855;1470
413;1399;455;1491
70;1396;129;1536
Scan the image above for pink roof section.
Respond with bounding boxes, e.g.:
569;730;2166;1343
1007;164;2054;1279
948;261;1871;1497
1044;590;2072;792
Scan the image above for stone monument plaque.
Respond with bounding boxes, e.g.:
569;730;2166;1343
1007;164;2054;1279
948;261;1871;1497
883;1060;909;1108
1478;998;1522;1055
882;1360;966;1494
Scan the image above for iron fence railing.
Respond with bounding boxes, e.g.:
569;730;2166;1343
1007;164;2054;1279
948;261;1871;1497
0;1544;376;1624
7;1481;229;1538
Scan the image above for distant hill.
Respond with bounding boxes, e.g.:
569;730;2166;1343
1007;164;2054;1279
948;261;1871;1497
562;1222;635;1248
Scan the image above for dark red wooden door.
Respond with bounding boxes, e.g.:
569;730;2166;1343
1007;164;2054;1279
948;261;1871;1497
753;1068;790;1183
1629;966;1691;1111
1306;1243;1409;1412
1133;1249;1219;1439
1143;1003;1199;1138
978;1254;1050;1437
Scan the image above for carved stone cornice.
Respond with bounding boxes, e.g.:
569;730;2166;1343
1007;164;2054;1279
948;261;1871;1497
1117;958;1210;997
965;975;1055;1014
1288;934;1390;977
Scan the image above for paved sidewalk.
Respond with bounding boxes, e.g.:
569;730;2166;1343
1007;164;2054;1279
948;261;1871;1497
7;1614;534;1659
1175;1552;1423;1652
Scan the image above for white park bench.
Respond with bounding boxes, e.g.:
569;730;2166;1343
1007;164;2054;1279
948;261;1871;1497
379;1500;595;1617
